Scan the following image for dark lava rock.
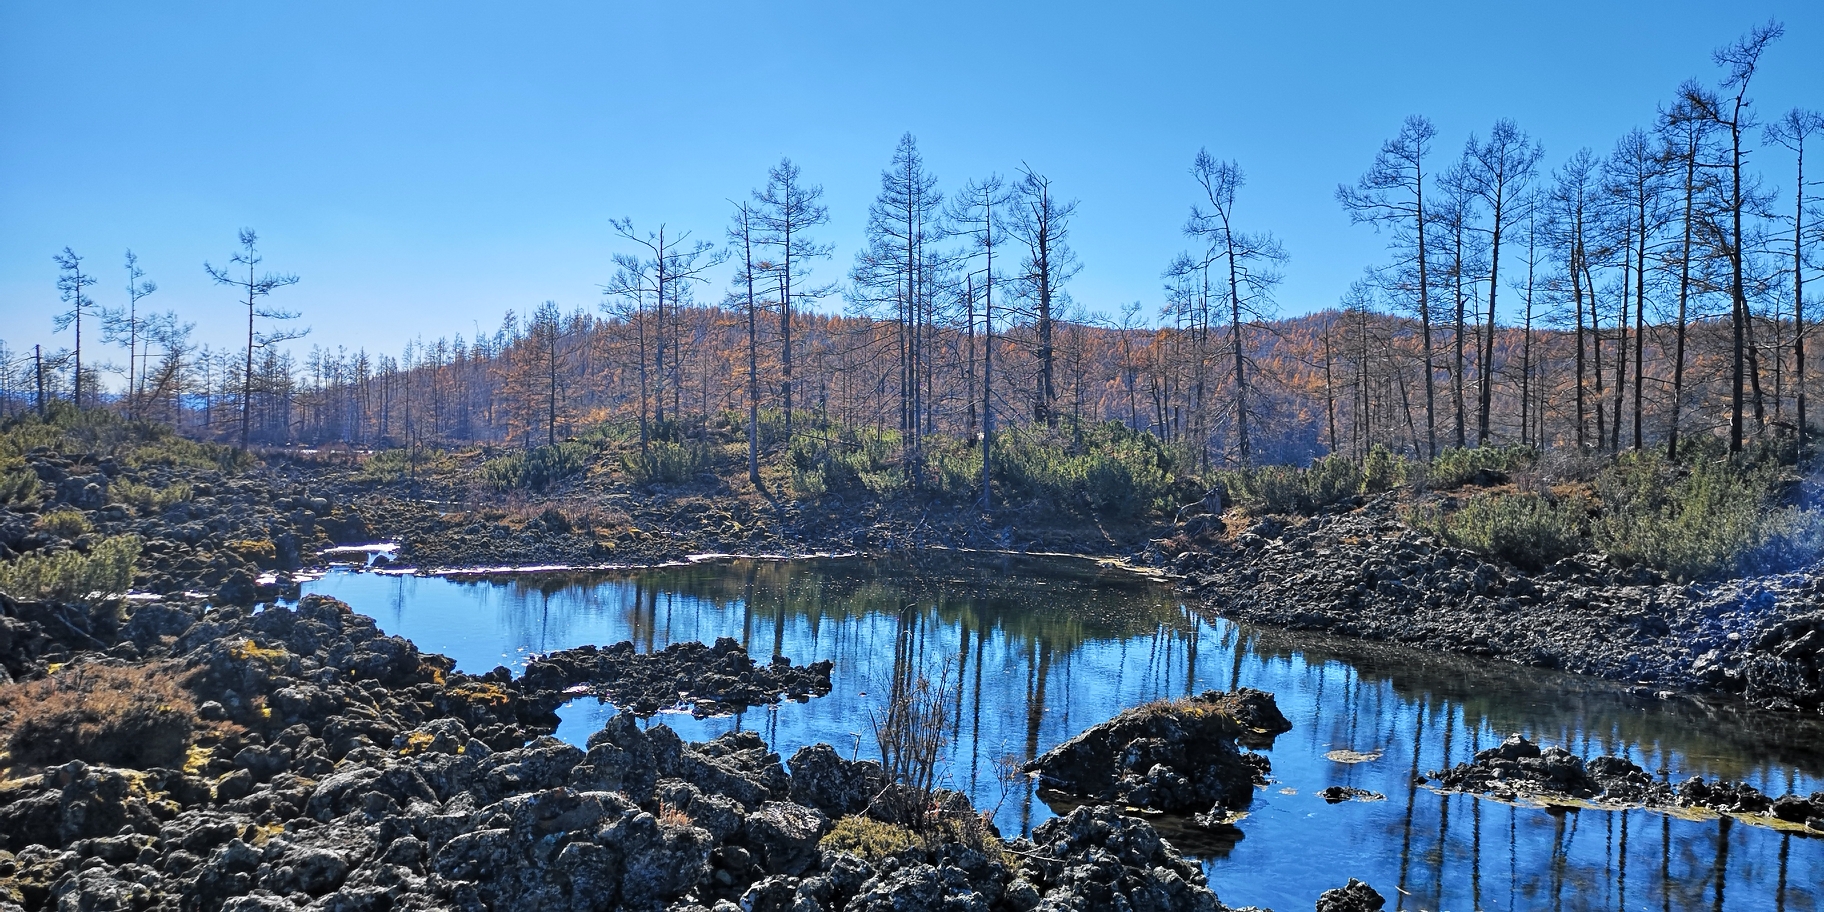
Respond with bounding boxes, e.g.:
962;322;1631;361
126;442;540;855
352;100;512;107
1025;688;1289;818
519;636;834;719
1019;805;1222;912
1179;497;1824;715
1431;734;1820;826
1316;786;1385;804
1316;878;1386;912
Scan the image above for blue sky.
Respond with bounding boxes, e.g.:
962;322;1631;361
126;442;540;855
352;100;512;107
2;2;1820;360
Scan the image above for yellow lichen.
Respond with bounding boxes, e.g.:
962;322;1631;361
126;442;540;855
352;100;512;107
449;682;511;707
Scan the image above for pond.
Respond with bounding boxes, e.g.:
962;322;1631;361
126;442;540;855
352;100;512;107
299;553;1824;912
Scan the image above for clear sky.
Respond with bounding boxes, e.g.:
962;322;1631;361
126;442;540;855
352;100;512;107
2;2;1820;362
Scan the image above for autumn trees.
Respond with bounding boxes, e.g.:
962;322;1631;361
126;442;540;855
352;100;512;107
8;21;1814;478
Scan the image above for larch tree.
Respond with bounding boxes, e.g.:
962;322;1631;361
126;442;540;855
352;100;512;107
204;229;304;450
1184;150;1286;466
1765;107;1822;454
1680;19;1782;453
1602;128;1672;450
849;133;943;476
102;250;157;419
753;158;835;437
1007;165;1081;426
946;174;1009;508
1337;115;1440;458
727;200;767;485
52;248;98;410
1461;119;1542;446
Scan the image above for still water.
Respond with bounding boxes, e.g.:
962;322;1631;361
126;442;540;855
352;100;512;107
300;553;1824;911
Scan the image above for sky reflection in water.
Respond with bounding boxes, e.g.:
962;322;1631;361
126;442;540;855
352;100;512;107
302;554;1824;912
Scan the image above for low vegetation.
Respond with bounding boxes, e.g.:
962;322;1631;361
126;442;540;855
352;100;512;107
0;534;141;600
0;662;204;768
109;478;193;514
480;440;597;492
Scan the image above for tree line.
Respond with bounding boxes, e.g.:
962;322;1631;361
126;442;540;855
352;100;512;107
4;21;1817;484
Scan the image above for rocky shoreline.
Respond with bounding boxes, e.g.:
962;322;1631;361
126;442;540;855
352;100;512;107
0;592;1247;912
1163;496;1824;716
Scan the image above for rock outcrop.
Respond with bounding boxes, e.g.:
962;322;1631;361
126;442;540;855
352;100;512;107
1025;689;1290;820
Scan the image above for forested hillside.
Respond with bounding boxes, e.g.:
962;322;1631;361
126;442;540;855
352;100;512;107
3;22;1816;481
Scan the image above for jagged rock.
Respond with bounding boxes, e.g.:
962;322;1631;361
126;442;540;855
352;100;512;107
788;744;886;819
1315;878;1385;912
1025;689;1288;817
1020;806;1222;912
742;802;830;877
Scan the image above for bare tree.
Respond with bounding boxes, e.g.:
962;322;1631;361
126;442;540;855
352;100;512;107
1007;165;1081;426
727;200;767;485
52;248;98;409
1765;107;1823;453
1680;20;1783;452
607;219;726;430
1461;120;1543;446
947;175;1009;509
849;134;944;477
753;159;835;436
1602;128;1672;450
1338;116;1440;458
1185;150;1286;466
206;229;305;450
1657;98;1717;460
1550;150;1603;450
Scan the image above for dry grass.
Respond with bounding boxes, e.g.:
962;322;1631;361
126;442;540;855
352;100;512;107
0;663;203;768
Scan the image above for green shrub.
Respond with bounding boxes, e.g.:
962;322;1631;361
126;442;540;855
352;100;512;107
990;423;1181;519
1591;452;1822;581
109;478;193;513
1422;445;1537;490
481;441;594;491
789;431;901;497
1422;492;1586;571
36;509;93;538
0;662;201;768
0;464;41;508
358;447;454;483
1221;452;1366;515
622;441;710;485
1361;445;1412;494
819;816;924;861
0;534;141;600
122;436;252;473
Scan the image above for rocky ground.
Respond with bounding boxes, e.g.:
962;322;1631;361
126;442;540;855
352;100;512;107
1159;496;1824;715
1426;734;1824;831
0;591;1256;912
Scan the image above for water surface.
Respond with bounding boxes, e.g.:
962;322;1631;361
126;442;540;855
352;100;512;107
300;554;1824;911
